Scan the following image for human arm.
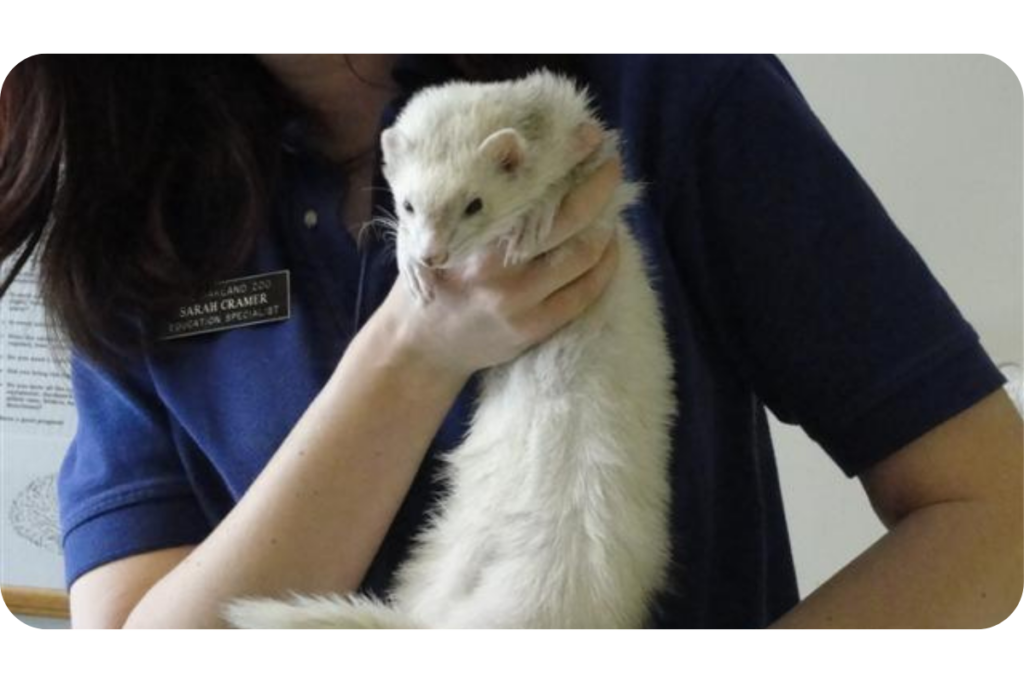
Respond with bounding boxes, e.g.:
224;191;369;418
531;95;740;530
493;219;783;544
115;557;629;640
771;388;1023;628
68;298;465;628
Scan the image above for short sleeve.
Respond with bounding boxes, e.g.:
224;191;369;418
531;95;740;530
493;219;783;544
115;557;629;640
58;351;211;588
670;56;1005;476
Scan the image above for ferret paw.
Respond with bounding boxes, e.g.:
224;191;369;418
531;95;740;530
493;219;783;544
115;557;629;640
404;260;435;304
397;242;435;304
503;204;557;266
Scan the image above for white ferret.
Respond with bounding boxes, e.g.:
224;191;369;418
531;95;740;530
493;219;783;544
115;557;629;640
227;70;676;629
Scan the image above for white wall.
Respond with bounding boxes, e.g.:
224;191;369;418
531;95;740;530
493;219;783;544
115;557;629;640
774;55;1022;596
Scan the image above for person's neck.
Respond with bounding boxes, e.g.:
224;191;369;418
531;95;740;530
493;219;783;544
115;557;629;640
257;55;401;163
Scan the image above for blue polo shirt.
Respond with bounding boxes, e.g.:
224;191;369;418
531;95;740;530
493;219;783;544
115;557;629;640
57;55;1005;628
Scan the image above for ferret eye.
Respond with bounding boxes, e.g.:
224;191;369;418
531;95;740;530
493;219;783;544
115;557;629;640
464;198;483;216
402;200;414;214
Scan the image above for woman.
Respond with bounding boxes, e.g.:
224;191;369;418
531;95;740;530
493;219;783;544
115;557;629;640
1;54;1020;628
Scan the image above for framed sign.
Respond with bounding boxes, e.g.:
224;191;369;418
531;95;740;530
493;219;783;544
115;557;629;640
1;260;74;621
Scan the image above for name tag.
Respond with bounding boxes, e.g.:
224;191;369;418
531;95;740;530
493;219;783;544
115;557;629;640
159;270;291;341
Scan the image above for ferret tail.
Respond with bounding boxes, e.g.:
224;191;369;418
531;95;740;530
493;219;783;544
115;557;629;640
224;593;421;629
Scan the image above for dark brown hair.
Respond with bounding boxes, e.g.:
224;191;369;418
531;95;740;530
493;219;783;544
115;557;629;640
0;55;579;373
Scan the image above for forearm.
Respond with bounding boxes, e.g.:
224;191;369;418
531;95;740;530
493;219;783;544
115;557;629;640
124;305;468;628
771;498;1023;628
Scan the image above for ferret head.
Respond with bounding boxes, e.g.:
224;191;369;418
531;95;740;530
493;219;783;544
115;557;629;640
381;125;535;268
380;72;602;269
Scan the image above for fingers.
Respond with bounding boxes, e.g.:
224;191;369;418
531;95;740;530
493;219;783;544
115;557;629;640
524;223;617;299
539;156;622;254
536;233;620;333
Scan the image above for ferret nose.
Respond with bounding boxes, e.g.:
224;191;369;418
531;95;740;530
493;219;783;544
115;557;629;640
422;249;449;268
419;233;448;267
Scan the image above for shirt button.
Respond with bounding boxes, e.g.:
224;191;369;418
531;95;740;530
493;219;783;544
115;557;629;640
303;209;319;229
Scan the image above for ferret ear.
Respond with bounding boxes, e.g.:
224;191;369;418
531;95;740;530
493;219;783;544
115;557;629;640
381;127;410;165
478;128;527;173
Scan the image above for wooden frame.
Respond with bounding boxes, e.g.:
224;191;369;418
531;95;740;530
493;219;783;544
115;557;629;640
2;585;70;620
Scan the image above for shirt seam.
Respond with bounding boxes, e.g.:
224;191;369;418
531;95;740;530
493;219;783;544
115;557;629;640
61;480;198;539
